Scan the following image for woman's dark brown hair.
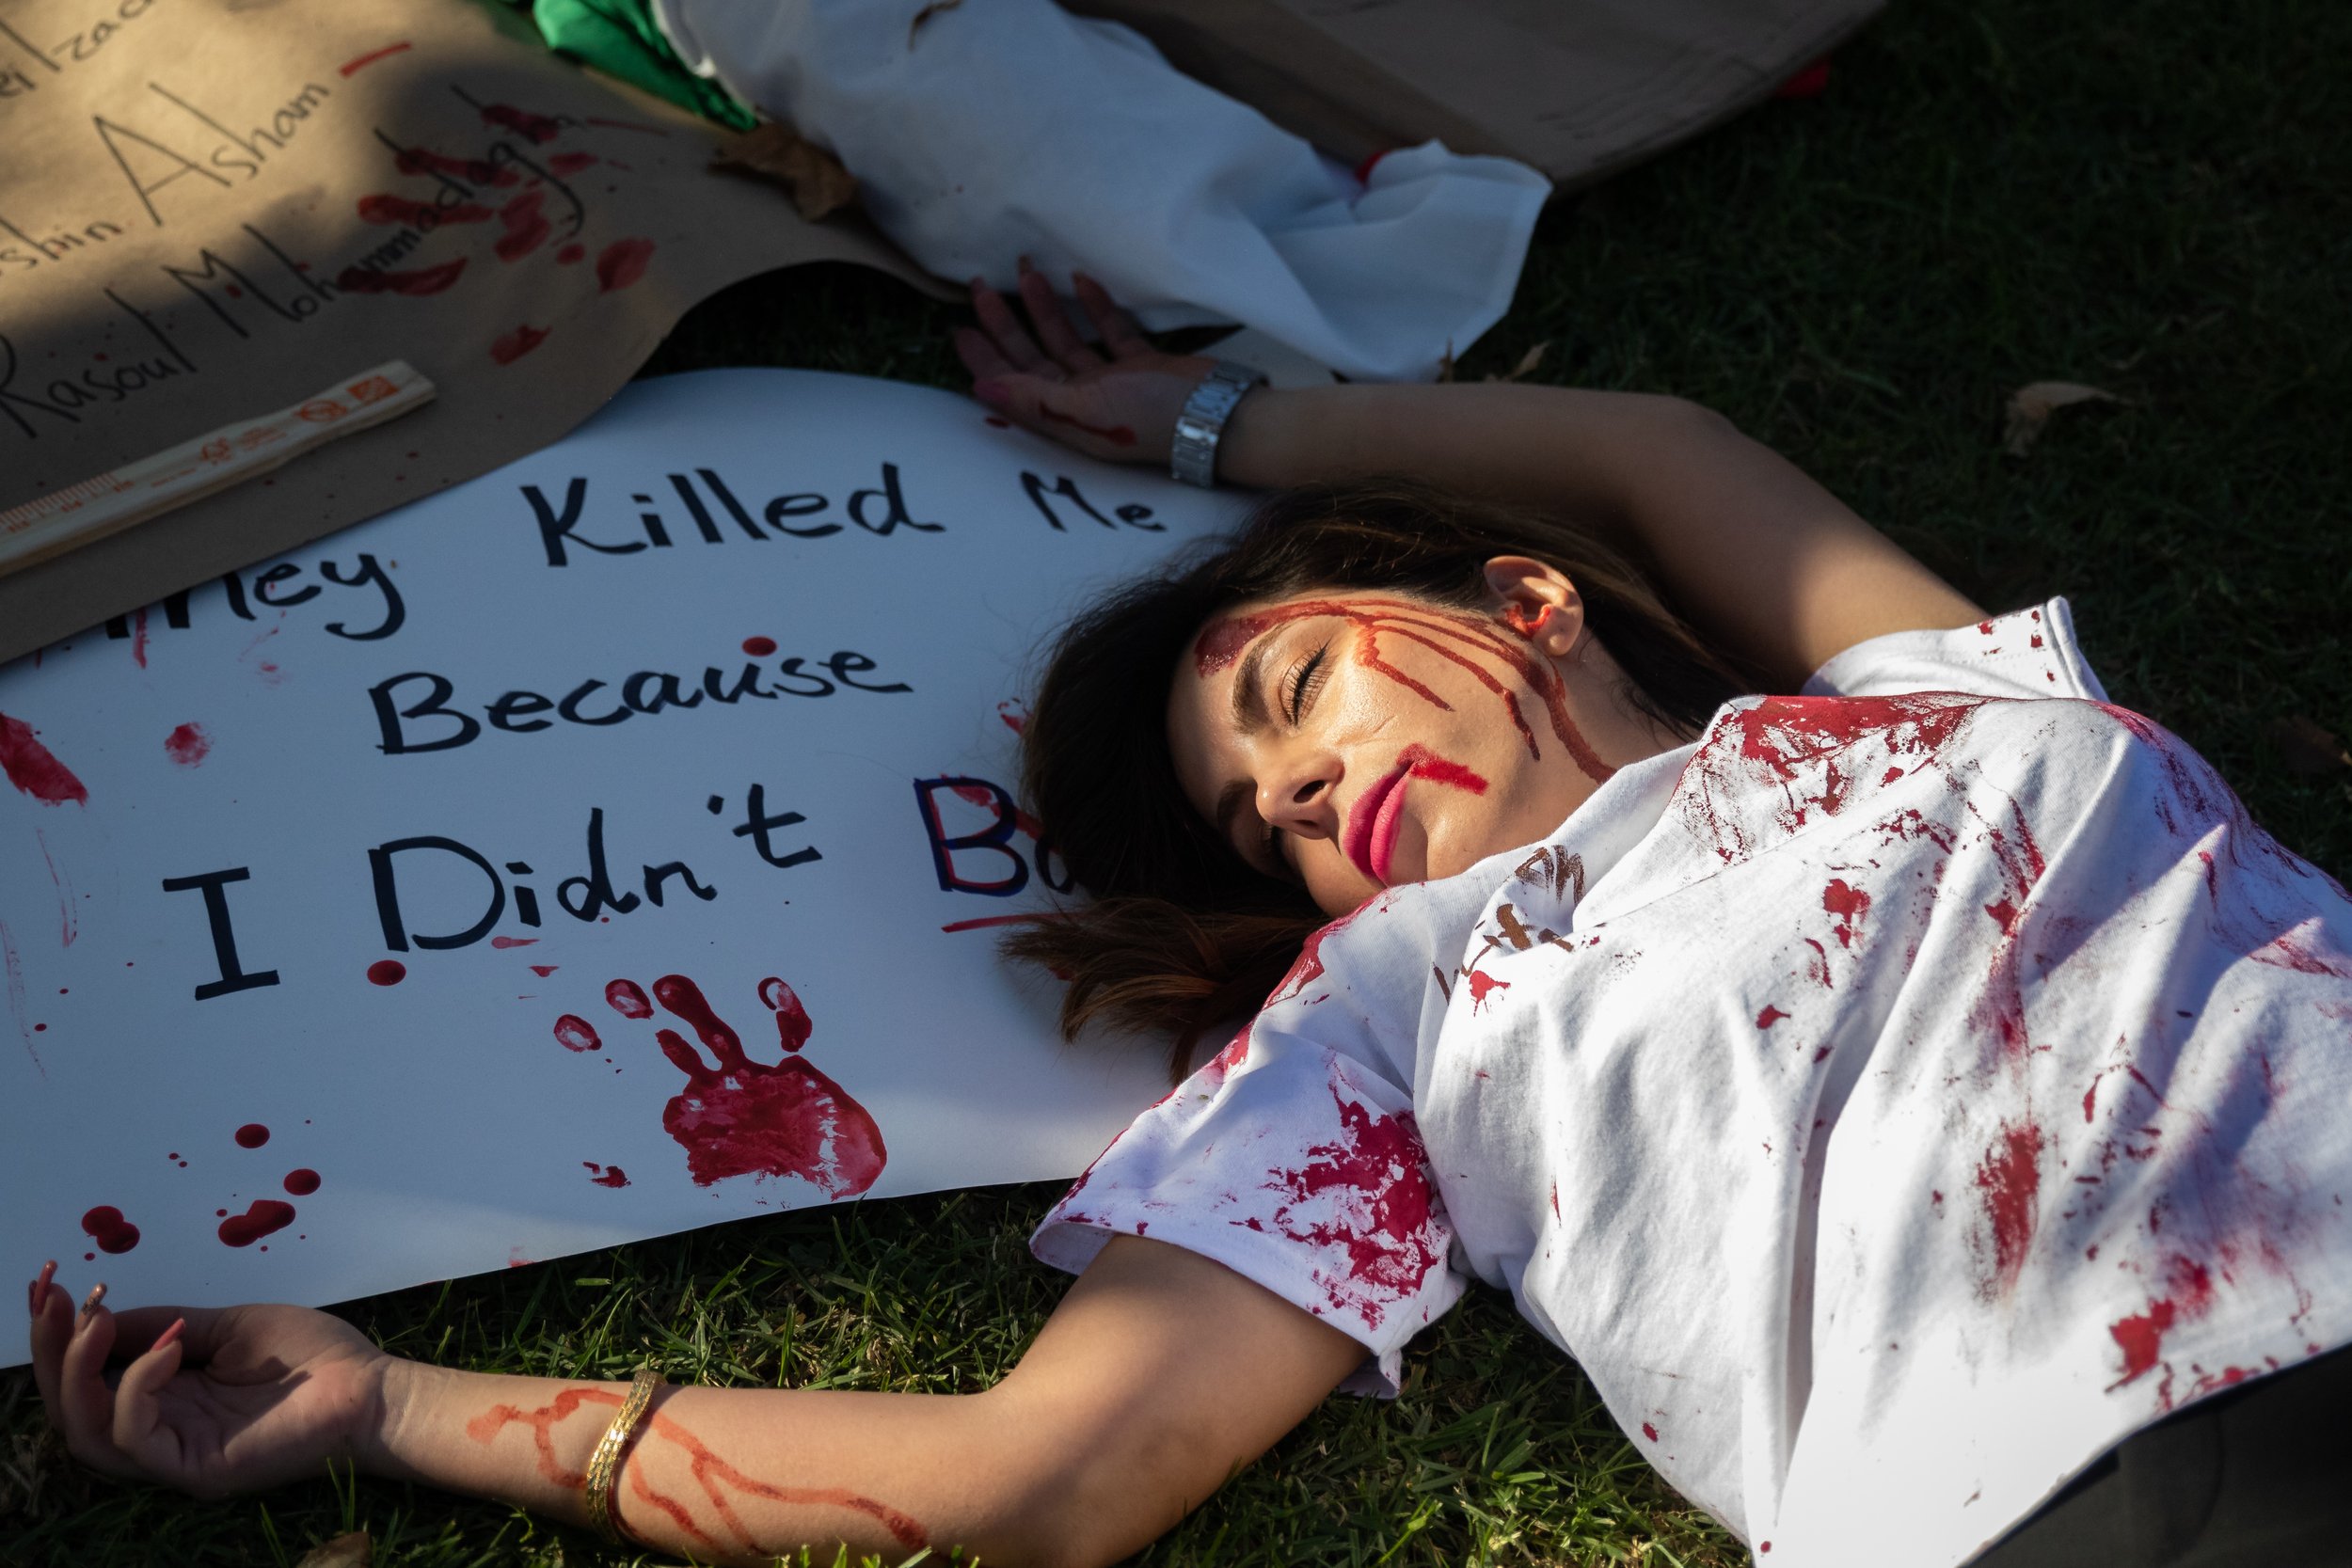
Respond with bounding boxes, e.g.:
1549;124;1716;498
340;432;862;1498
1007;478;1746;1079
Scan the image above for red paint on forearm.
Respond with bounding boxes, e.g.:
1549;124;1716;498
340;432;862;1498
467;1386;930;1553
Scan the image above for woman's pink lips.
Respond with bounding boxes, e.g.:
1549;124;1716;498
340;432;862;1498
1343;762;1412;885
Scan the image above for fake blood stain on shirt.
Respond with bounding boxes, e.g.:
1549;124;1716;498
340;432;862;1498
164;722;211;767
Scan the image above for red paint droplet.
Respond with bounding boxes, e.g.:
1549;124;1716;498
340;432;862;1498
556;242;585;263
218;1199;296;1247
1641;1421;1659;1441
595;237;655;293
1756;1005;1788;1029
553;1014;602;1053
741;635;779;657
234;1123;270;1148
367;958;406;986
490;324;550;365
530;963;559;977
80;1205;141;1254
282;1168;321;1196
605;978;653;1019
583;1161;630;1188
0;712;90;805
489;935;538;949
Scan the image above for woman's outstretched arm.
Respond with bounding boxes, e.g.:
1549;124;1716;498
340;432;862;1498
29;1235;1364;1568
959;271;1984;687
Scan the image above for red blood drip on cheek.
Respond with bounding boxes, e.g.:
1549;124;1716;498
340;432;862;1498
741;636;778;657
80;1205;140;1254
606;979;653;1019
218;1199;295;1247
164;722;211;768
234;1123;270;1148
282;1168;321;1196
1397;743;1488;795
553;1014;602;1052
0;713;89;805
367;959;406;986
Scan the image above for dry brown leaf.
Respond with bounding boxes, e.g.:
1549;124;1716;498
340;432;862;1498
909;0;964;47
2269;714;2352;777
709;123;859;222
294;1531;373;1568
1486;341;1551;383
2002;381;2120;456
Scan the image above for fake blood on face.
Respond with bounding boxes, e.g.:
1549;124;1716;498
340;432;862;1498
81;1206;140;1254
601;974;886;1195
1194;596;1613;784
218;1199;295;1247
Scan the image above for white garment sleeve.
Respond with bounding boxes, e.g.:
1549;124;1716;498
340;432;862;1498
1031;907;1468;1396
1803;597;2110;705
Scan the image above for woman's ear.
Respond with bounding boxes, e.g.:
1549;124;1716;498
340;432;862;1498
1483;555;1586;657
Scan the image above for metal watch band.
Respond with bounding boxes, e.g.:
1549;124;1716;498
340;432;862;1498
1169;360;1265;488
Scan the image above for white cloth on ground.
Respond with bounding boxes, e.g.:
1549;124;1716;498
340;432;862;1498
1031;600;2352;1567
651;0;1550;382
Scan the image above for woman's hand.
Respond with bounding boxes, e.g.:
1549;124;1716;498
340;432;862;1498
955;261;1219;467
27;1260;389;1499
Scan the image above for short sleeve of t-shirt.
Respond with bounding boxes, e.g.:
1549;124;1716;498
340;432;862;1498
1030;897;1468;1397
1803;596;2108;704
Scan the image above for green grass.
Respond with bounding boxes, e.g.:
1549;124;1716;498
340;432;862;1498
7;0;2347;1561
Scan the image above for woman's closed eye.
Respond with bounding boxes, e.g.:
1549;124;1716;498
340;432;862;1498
1285;644;1331;723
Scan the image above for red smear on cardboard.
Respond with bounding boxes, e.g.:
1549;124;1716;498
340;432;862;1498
164;722;211;768
0;714;88;805
282;1168;321;1196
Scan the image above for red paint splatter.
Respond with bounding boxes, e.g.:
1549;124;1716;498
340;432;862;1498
997;700;1028;735
367;959;406;986
490;325;549;365
1039;406;1138;447
467;1388;928;1553
1263;1092;1445;1329
607;974;887;1195
1265;902;1372;1007
548;151;599;175
946;780;1045;843
606;978;653;1017
1464;969;1511;1013
282;1168;321;1196
164;722;211;767
1641;1421;1659;1441
80;1206;140;1254
582;1162;630;1188
2108;1254;2216;1389
1972;1119;2044;1296
35;829;75;947
394;146;517;185
0;713;89;804
339;40;411;76
494;189;552;261
1802;937;1833;990
480;103;564;143
556;243;585;264
131;608;149;668
491;936;539;949
358;194;491;227
1756;1005;1788;1029
1822;878;1870;949
1192;596;1613;783
334;259;469;295
596;237;655;293
218;1199;295;1247
1397;743;1490;796
740;635;779;657
234;1123;271;1148
530;963;559;977
553;1014;601;1052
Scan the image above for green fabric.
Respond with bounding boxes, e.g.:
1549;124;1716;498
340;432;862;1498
528;0;756;131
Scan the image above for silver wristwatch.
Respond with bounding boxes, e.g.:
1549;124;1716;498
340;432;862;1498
1170;360;1265;488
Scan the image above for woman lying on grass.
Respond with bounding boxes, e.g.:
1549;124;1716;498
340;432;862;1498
28;273;2352;1568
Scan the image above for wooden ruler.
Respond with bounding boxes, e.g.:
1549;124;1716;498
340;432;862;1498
0;361;437;580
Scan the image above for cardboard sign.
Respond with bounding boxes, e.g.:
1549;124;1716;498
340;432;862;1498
0;0;930;665
0;370;1237;1367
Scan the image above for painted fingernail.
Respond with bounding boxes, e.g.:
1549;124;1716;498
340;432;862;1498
79;1282;106;1322
32;1260;56;1317
152;1318;185;1353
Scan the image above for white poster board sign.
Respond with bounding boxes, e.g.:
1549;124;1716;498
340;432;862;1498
0;371;1237;1365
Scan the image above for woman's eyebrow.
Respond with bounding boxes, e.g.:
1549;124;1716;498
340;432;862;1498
1231;636;1276;735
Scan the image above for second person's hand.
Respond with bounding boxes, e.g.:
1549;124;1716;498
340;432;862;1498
955;261;1220;467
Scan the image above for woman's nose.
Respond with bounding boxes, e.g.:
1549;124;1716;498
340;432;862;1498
1259;752;1341;839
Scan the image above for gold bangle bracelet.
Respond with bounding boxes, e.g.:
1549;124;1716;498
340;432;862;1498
583;1365;662;1546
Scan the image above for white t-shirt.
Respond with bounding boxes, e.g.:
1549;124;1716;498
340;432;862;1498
1031;600;2352;1567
